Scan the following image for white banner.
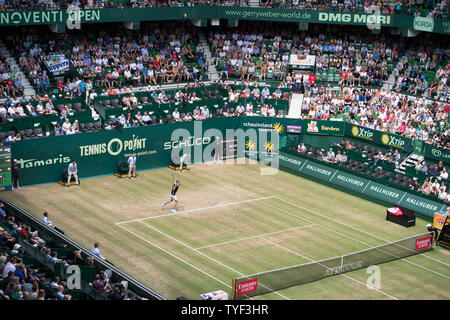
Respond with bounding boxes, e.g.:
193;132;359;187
46;56;70;73
289;54;316;67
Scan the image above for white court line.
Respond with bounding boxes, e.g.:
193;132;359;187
195;224;317;250
263;201;450;281
273;196;450;268
139;220;291;300
116;196;276;225
116;223;234;292
260;236;399;300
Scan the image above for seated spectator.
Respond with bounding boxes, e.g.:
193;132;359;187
172;108;181;122
107;286;123;300
393;149;401;164
91;242;105;260
42;212;54;228
183;112;193;122
373;152;383;166
235;104;245;116
219;103;230;117
341;152;348;163
297;143;307;154
260;104;268;117
0;202;6;219
326;148;336;163
419;178;432;194
439;167;448;180
90;273;112;294
200;106;209;119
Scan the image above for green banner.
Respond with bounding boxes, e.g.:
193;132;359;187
278;151;445;218
413;139;423;155
345;123;413;151
398;193;444;217
303;120;345;136
301;162;337;181
278;152;307;172
0;8;448;35
330;171;369;192
12;118;241;186
364;181;403;203
423;144;450;164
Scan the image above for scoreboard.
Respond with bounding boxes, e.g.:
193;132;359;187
215;138;238;160
0;146;12;191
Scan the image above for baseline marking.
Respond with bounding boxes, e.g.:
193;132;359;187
116;196;276;225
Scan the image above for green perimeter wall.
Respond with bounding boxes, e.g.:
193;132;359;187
0;8;448;35
278;151;446;219
10;117;415;187
10;117;446;217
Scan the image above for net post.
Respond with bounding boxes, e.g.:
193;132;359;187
231;279;236;300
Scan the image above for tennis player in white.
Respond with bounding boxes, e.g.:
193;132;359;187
162;180;181;213
128;153;137;178
179;152;190;172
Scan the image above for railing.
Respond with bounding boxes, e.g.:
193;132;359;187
0;196;167;300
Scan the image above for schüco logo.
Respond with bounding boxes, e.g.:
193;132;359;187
413;17;434;32
164;136;211;150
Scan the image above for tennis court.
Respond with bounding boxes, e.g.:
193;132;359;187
3;162;450;299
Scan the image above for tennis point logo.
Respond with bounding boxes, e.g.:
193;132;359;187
167;120;280;175
415;236;432;251
236;278;258;296
79;135;148;156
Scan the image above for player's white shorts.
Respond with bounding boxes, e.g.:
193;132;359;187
170;194;177;201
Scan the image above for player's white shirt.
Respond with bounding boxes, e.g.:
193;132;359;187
180;154;189;163
128;156;136;166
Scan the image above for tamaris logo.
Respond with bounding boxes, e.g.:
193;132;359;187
17;155;71;169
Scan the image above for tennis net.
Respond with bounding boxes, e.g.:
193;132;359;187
231;232;435;299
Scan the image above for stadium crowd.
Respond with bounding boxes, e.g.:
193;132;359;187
0;205;135;300
210;23;400;85
0;0;448;19
4;22;206;96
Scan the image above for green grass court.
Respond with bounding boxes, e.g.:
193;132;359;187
2;160;450;300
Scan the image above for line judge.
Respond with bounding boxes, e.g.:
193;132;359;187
67;160;79;187
128;153;137;179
